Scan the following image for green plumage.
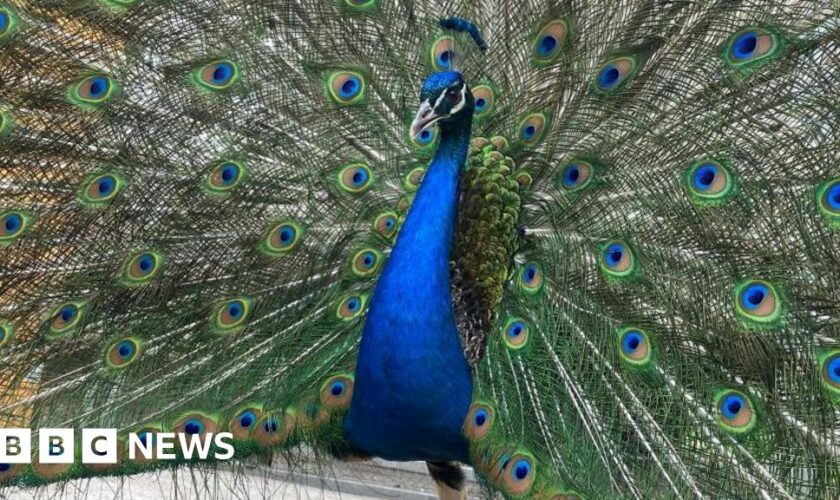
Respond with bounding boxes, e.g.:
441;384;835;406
1;0;839;498
454;135;523;364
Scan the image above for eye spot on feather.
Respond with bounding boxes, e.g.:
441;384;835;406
0;461;21;482
194;60;239;91
184;419;202;435
173;413;217;438
823;181;840;212
599;240;637;279
336;294;367;320
430;36;456;71
816;178;840;228
533;19;569;63
231;406;262;439
463;402;494;441
0;321;14;348
593;56;638;93
47;301;86;338
261;221;303;256
206;161;245;193
263;418;278;433
714;389;756;434
819;351;840;397
617;327;651;366
373;211;398;239
724;27;784;67
79;173;124;206
253;411;294;447
127;426;162;462
122;250;164;285
137;429;156;446
238;411;256;428
515;171;533;190
517;113;547;146
350;248;382;278
471;85;495;118
0;210;31;244
0;6;17;39
337;163;374;194
327;71;365;105
295;399;330;429
734;279;783;327
404;167;425;191
685;160;736;204
559;162;592;191
69;74;117;107
212;297;251;333
411;126;438;149
105;337;141;368
397;195;413;213
502;317;529;350
518;263;544;294
320;373;354;410
502;453;536;496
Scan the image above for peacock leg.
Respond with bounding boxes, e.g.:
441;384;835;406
426;461;467;500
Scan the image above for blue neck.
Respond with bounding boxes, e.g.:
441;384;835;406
387;122;472;290
344;119;474;462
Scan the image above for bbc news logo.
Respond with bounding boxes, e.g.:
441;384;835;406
0;429;235;463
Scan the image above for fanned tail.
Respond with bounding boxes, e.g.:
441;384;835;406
462;2;840;498
0;0;839;498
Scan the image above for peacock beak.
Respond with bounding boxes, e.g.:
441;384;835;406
410;100;443;139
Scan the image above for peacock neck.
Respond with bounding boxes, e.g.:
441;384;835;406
387;120;472;284
344;118;474;462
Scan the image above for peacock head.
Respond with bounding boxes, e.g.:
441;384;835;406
411;71;474;139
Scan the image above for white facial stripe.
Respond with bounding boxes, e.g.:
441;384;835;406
433;84;466;116
433;88;448;109
450;85;467;115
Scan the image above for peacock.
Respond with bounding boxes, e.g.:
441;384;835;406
1;0;839;497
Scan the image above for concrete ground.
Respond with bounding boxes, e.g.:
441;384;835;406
4;458;484;499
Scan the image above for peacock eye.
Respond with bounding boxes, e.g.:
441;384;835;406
336;293;367;320
0;8;15;39
0;321;13;348
106;337;141;368
734;279;782;327
211;297;251;334
70;74;118;107
464;402;494;441
724;27;784;67
183;419;203;435
445;88;460;104
0;210;31;243
598;240;638;280
715;389;756;433
471;85;495;118
122;250;164;285
617;327;652;366
817;178;840;227
820;350;840;394
502;317;529;350
320;373;354;410
194;60;239;91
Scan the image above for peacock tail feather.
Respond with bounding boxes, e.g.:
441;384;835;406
1;0;839;497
